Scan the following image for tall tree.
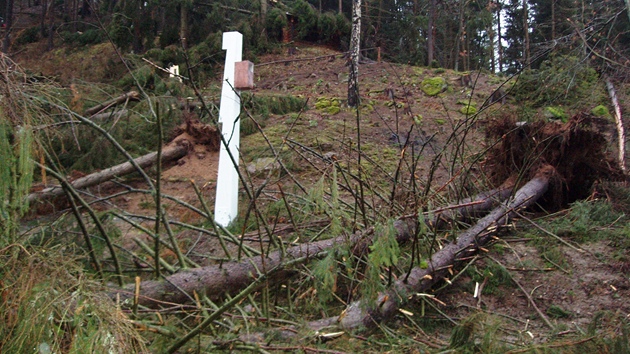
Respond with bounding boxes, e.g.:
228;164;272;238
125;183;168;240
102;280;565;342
496;0;504;72
454;0;468;71
180;0;190;50
523;0;530;68
502;0;525;73
427;0;436;65
348;0;361;107
2;0;12;53
487;0;496;72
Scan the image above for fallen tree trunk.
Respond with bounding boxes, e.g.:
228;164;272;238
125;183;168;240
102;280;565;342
85;91;140;117
89;109;128;122
112;219;415;307
111;182;514;308
27;140;190;204
309;164;555;332
429;179;515;228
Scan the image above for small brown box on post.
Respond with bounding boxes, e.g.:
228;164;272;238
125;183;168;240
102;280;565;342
234;60;254;90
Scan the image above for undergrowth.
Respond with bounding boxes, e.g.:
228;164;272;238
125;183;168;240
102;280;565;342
0;246;147;353
541;199;627;244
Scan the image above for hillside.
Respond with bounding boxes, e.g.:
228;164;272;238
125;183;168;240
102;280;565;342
4;31;630;353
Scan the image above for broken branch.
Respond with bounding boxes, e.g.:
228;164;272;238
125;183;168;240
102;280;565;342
84;91;140;117
27;140;190;204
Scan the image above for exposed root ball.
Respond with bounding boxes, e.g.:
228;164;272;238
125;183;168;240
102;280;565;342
484;113;625;208
172;118;221;152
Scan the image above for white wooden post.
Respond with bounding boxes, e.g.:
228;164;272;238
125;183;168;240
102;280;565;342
168;65;182;83
214;32;243;227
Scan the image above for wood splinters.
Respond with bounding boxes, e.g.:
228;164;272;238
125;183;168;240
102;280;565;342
399;308;414;316
337;309;347;322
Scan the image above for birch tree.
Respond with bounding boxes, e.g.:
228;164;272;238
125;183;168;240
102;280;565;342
348;0;361;107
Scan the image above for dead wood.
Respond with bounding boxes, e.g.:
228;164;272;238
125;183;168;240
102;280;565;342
308;165;555;332
27;140;191;204
172;117;221;151
429;179;516;228
110;184;514;308
111;219;414;307
485;115;625;207
89;109;128;122
84;91;140;117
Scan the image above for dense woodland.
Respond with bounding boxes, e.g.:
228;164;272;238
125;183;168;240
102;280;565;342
1;0;630;353
0;0;628;74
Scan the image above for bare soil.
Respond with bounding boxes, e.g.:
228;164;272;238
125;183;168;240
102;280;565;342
13;37;630;350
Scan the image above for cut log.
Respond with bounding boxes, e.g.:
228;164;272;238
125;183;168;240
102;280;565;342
110;181;515;308
309;165;555;332
84;91;141;117
27;140;191;204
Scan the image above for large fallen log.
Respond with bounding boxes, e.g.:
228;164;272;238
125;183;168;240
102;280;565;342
27;140;191;204
110;182;514;308
84;91;141;117
309;164;555;332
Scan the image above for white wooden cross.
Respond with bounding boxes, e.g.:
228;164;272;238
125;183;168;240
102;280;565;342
214;32;243;227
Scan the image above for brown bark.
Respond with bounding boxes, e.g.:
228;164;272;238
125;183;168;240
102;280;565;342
180;3;189;50
427;0;436;66
3;0;13;53
310;165;554;331
110;182;514;308
455;0;466;71
84;91;141;117
27;141;190;204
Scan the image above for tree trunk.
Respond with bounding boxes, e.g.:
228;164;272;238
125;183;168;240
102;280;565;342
551;0;556;40
84;91;141;116
110;182;515;308
497;1;503;73
46;0;55;51
27;141;190;204
523;0;530;69
310;165;555;332
488;0;495;72
40;0;47;38
455;0;466;71
605;78;627;173
2;0;13;53
260;0;267;19
347;0;361;107
180;2;189;50
427;0;436;66
132;0;143;53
